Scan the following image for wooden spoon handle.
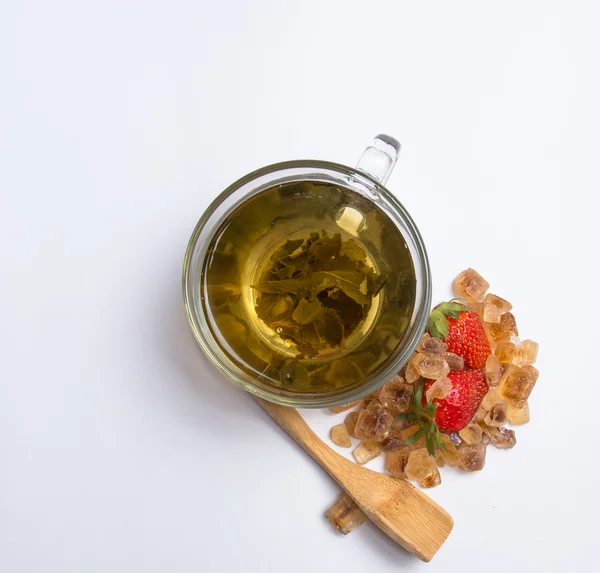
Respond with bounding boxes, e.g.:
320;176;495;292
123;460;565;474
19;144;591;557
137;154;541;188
258;398;339;470
257;398;453;562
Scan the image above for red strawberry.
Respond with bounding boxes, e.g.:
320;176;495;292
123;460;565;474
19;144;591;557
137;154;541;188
397;369;488;454
423;369;488;433
428;301;491;368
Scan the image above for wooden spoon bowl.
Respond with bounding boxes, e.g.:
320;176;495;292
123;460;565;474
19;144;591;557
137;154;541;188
258;399;453;562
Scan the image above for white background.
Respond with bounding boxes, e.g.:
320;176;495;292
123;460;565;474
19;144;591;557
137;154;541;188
1;1;598;571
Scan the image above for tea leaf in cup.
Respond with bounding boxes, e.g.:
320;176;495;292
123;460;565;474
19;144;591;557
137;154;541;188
312;270;369;305
275;238;304;258
280;360;311;389
340;238;367;263
270;296;292;318
275;265;296;280
251;281;287;294
274;278;315;295
324;359;363;387
291;298;325;325
314;309;345;347
216;314;246;342
309;232;342;262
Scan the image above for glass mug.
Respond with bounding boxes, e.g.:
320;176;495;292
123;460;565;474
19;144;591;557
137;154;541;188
183;135;431;408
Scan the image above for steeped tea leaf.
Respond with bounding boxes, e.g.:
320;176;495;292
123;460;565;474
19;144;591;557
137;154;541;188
251;281;287;294
297;322;327;349
227;296;246;321
265;277;314;294
206;284;242;306
287;251;310;274
366;270;389;298
271;296;291;317
312;270;369;305
346;351;378;374
287;245;307;260
275;265;296;280
276;239;304;258
319;289;363;334
310;232;342;262
269;319;301;342
314;309;345;347
254;292;274;315
280;360;311;389
340;238;367;263
291;298;324;325
216;314;246;342
324;359;363;387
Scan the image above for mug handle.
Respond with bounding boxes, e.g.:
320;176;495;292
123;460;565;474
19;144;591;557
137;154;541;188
356;134;401;186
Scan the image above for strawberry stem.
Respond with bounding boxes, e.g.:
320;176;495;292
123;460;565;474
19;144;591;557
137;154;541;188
396;381;445;456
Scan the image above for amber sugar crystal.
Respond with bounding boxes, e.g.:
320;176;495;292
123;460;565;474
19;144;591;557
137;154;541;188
454;268;489;301
485;354;502;386
517;340;539;366
378;377;413;413
495;340;518;364
354;404;392;440
416;334;448;355
457;444;486;471
458;423;483;445
352;439;382;464
485;312;519;346
483;303;502;324
485;402;508;427
507;402;530;425
483;293;513;313
330;424;352;448
325;494;367;535
386;449;410;478
344;411;360;438
425;377;452;402
499;365;536;408
411;353;450;380
405;449;438;480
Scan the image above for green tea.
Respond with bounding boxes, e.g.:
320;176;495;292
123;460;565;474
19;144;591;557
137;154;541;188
201;181;416;394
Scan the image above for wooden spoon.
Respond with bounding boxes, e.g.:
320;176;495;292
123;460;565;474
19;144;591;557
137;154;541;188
258;399;453;562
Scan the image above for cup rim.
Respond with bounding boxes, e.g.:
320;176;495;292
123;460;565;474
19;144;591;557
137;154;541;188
183;159;432;408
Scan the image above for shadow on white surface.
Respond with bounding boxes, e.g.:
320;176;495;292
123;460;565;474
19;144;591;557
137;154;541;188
152;262;271;432
353;519;421;568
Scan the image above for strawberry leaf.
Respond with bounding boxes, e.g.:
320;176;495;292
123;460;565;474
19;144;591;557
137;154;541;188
439;302;468;313
405;381;446;457
424;401;437;418
427;315;438;337
405;429;423;445
428;299;472;340
428;309;449;340
413;384;423;408
450;297;469;307
425;432;435;456
435;427;444;449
